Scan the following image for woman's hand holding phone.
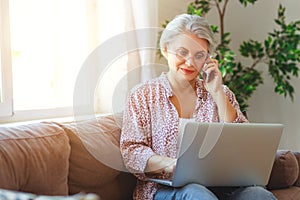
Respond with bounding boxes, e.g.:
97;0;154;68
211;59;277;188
201;57;222;94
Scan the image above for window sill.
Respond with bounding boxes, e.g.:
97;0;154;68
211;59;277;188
0;107;110;126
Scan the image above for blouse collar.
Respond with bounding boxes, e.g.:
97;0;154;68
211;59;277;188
159;72;207;100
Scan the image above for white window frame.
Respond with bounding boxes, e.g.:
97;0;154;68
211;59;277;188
0;0;13;118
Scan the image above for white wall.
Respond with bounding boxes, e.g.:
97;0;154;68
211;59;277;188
158;0;300;151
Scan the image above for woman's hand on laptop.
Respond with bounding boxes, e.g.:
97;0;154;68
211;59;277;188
145;155;177;174
164;157;177;173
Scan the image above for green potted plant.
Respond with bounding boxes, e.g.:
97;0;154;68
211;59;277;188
161;0;300;113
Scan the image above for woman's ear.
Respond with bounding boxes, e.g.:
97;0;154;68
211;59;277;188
161;45;168;59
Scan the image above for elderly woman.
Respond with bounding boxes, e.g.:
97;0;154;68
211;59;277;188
120;14;276;200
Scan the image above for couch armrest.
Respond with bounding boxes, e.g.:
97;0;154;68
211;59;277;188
267;150;299;190
0;122;70;195
293;152;300;187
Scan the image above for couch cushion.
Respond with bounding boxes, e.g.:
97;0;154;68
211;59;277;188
116;172;136;200
59;113;130;200
0;122;70;195
270;186;300;200
267;150;299;190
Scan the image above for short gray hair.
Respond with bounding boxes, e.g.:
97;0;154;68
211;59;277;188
160;14;216;54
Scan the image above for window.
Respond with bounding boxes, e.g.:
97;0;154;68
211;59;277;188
0;0;13;118
0;0;127;122
10;0;91;111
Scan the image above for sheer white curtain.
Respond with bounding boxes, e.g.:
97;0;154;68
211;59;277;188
71;1;163;172
94;0;162;114
125;0;162;87
76;0;162;171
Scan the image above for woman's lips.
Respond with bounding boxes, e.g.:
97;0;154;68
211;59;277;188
180;68;195;74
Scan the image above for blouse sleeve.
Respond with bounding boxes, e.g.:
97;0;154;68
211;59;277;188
120;88;156;180
223;85;249;123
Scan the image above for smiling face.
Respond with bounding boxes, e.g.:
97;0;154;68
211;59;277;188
164;33;209;83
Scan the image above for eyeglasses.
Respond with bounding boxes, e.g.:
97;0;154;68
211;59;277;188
174;48;210;67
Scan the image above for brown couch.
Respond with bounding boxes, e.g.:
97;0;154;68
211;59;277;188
0;114;299;200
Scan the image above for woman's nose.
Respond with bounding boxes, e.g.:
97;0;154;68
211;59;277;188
185;57;195;67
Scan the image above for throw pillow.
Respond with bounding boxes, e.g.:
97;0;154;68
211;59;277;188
0;188;99;200
267;150;299;190
293;151;300;187
58;113;128;199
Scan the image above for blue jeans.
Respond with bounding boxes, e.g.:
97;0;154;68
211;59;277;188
154;184;277;200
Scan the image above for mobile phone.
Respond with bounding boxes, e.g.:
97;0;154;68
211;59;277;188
201;70;211;83
203;55;214;83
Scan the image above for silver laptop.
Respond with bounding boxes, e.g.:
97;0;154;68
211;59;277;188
147;122;283;187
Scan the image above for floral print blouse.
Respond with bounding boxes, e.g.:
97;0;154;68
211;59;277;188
120;73;248;200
